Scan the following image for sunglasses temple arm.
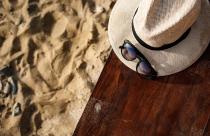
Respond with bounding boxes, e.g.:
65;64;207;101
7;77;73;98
119;46;124;49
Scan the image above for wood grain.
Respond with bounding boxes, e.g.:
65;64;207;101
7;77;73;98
73;46;210;136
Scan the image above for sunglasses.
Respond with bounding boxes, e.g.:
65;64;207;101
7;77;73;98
119;40;157;79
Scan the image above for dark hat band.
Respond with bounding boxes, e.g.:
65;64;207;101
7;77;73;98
132;8;191;51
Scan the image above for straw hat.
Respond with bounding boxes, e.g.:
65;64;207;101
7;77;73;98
108;0;210;76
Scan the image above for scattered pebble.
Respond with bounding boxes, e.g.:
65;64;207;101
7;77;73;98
12;102;21;116
8;77;17;95
2;81;11;95
0;81;11;98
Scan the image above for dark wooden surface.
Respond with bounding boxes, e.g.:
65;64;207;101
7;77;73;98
73;46;210;136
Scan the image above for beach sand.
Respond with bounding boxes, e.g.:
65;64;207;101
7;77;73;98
0;0;115;135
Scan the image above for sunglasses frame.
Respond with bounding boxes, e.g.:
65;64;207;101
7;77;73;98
119;40;157;79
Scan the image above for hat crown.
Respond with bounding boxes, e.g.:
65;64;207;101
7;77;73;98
133;0;201;47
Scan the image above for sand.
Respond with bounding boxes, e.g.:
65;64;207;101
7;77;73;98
0;0;115;135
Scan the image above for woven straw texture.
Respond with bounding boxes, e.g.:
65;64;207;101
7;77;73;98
108;0;210;76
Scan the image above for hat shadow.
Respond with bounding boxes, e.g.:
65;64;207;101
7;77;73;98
155;43;210;85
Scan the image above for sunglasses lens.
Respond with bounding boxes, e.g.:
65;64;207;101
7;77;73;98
121;43;137;61
137;61;152;75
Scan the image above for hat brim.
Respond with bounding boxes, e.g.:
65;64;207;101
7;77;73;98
108;0;210;76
